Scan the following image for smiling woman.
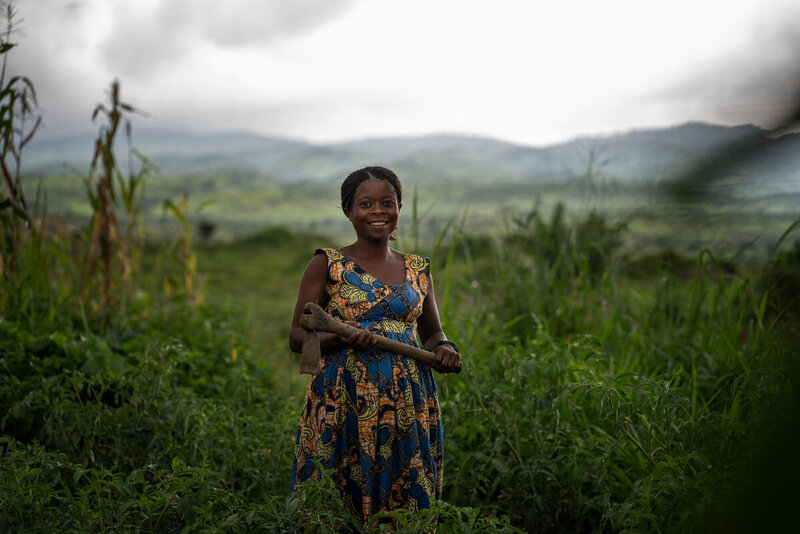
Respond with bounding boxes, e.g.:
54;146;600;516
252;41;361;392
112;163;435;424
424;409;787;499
287;166;462;525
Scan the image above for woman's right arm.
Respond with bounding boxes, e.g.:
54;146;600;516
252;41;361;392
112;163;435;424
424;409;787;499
288;253;377;354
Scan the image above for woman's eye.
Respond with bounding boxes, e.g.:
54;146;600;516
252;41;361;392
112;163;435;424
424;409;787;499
384;200;394;207
360;201;370;208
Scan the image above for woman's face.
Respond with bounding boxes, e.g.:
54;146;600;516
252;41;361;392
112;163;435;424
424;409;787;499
346;178;401;242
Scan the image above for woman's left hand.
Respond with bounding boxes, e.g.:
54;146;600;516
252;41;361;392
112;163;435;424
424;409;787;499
433;344;462;374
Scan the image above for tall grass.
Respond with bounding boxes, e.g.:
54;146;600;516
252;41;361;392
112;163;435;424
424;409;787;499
3;197;798;531
431;206;798;532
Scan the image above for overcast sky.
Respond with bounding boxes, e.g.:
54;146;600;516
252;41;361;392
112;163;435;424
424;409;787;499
9;0;800;146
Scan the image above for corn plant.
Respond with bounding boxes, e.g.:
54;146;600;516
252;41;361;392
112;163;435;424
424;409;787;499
81;79;154;308
0;3;52;322
0;3;39;224
162;194;206;306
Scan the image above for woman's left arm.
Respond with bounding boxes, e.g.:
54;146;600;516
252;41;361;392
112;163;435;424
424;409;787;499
418;273;462;373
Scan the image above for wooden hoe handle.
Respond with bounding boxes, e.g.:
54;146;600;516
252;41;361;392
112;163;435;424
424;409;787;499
299;302;441;375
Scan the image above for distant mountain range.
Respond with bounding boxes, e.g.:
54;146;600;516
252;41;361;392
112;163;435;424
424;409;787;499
24;122;800;191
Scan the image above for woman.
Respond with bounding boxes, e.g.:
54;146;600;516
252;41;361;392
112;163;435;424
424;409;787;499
288;166;461;522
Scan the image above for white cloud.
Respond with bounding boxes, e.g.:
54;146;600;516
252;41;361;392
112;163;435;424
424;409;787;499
9;0;114;133
8;0;800;145
98;0;354;77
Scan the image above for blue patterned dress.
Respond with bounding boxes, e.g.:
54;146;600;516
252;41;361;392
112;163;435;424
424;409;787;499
290;248;443;522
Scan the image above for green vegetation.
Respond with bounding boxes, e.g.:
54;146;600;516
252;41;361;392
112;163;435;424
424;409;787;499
26;170;800;266
3;199;799;531
3;13;800;531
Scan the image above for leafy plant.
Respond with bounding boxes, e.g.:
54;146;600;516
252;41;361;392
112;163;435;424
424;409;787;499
0;2;40;226
161;194;207;306
81;79;155;308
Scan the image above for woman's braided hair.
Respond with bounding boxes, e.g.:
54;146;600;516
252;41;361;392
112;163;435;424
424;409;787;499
340;166;402;215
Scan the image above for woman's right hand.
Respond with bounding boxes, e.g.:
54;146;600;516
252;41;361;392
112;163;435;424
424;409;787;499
342;322;378;351
432;344;462;374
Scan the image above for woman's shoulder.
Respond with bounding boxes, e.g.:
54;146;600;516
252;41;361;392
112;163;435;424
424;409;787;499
309;248;349;282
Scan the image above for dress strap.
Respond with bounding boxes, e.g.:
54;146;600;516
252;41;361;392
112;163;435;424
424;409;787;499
315;248;349;287
315;248;347;262
313;248;345;318
404;254;431;296
405;254;430;274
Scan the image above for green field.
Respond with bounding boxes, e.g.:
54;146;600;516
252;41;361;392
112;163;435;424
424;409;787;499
27;171;800;265
3;190;799;531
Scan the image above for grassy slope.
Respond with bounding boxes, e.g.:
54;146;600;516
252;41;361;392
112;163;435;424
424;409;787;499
3;202;799;531
195;227;336;396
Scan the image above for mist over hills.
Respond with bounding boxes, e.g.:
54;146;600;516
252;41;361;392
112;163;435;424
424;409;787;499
25;122;800;192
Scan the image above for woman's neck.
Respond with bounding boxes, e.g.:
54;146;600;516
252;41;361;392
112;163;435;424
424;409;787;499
345;238;393;261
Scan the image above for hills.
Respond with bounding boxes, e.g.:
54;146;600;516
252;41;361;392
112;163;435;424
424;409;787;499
24;122;800;193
